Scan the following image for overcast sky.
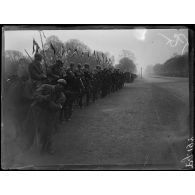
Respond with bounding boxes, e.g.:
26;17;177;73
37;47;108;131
4;28;188;70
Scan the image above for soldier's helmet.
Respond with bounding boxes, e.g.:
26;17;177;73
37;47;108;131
57;79;67;86
34;53;42;62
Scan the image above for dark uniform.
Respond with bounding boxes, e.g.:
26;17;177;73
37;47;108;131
101;68;109;98
74;64;85;108
83;64;93;105
47;60;63;84
24;80;66;154
75;64;83;78
92;65;101;101
61;63;78;120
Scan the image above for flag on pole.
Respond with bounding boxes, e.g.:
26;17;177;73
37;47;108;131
32;38;40;54
32;40;35;54
42;31;46;39
50;42;56;55
61;45;65;56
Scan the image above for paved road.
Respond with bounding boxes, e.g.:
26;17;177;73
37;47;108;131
7;76;190;170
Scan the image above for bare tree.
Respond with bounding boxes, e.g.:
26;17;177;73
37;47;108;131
64;39;90;52
116;57;137;73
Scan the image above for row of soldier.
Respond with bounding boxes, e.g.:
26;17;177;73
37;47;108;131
29;53;125;119
5;53;126;154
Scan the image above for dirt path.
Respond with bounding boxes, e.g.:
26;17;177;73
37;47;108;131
4;77;190;170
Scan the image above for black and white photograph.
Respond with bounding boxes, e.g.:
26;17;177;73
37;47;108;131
1;25;194;170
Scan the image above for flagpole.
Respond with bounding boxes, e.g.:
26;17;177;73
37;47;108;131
24;49;33;62
39;31;48;73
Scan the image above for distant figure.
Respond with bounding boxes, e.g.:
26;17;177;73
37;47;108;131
83;64;93;105
74;64;85;108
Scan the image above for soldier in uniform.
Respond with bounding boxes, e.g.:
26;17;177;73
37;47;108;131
28;53;47;90
75;64;85;108
96;65;103;97
62;63;77;120
68;62;75;73
24;79;66;154
75;64;83;77
91;65;101;102
83;64;93;106
47;60;63;84
107;68;112;95
101;67;108;98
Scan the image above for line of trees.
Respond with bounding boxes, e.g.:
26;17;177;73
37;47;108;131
4;35;138;80
43;36;115;70
115;50;137;73
153;53;189;77
4;35;116;79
